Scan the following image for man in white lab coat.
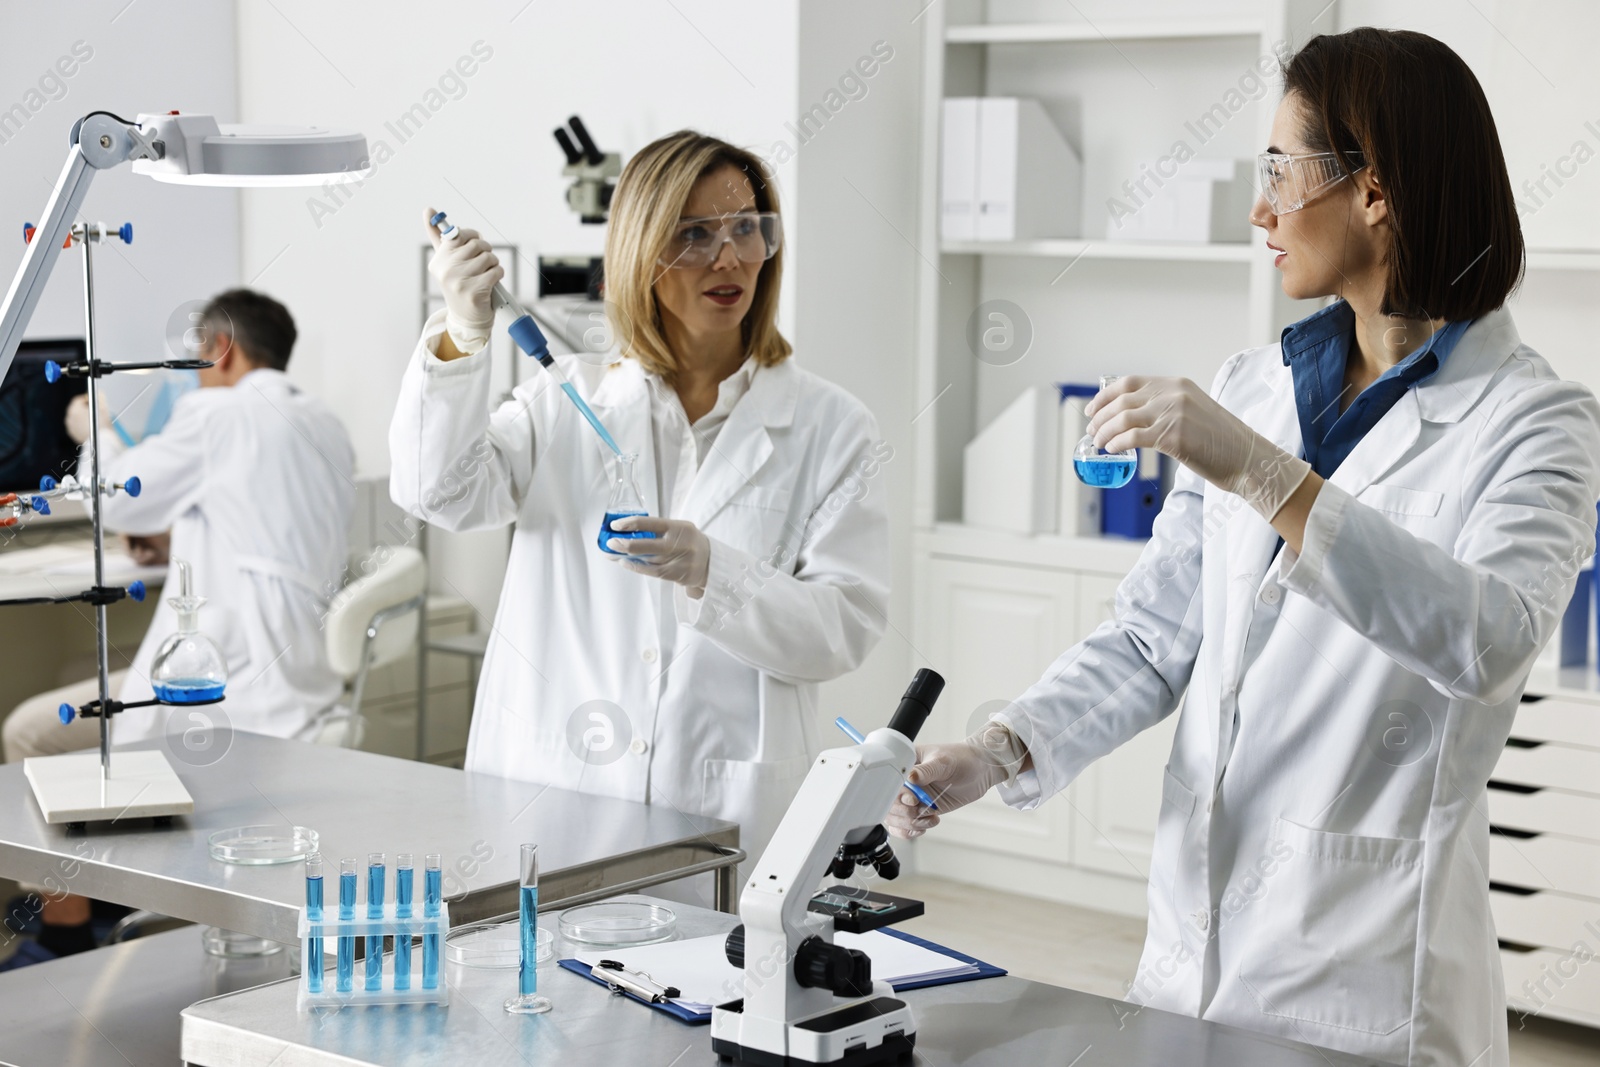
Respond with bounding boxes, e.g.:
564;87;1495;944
1;288;354;969
3;287;355;754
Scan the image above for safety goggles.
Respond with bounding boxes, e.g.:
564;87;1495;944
1256;151;1365;214
658;212;782;269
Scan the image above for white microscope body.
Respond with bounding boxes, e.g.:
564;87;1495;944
710;670;943;1067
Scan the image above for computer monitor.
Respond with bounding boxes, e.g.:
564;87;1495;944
0;338;86;492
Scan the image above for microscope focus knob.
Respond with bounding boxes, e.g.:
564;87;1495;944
794;936;872;998
725;924;745;968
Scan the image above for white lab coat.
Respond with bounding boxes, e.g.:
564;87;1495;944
88;369;355;742
389;312;889;874
994;308;1600;1067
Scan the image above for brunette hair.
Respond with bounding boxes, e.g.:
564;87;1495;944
1283;28;1523;319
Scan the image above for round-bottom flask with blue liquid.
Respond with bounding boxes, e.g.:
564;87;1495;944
1074;375;1139;490
149;558;227;704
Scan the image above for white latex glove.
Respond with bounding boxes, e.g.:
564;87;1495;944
607;515;711;596
424;206;502;353
884;723;1030;840
1086;375;1312;520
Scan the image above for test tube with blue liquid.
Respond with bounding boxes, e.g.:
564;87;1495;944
422;854;442;990
1073;375;1138;489
337;858;357;993
304;853;324;994
365;853;385;991
393;854;413;991
504;843;552;1014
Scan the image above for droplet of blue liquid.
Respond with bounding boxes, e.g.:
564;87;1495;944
1074;456;1139;489
598;511;656;555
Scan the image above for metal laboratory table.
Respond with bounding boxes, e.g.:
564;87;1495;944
0;924;290;1067
182;896;1396;1067
0;734;741;945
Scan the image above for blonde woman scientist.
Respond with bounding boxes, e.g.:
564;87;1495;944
390;131;889;885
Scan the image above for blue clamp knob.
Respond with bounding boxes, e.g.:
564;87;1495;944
123;476;141;498
118;222;133;244
44;360;61;383
127;580;146;602
23;222;34;244
58;703;76;725
39;475;56;491
30;496;48;515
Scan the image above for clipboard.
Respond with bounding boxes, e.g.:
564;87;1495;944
556;926;1006;1026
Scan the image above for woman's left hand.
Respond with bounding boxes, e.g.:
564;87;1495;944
1086;375;1311;520
608;516;712;597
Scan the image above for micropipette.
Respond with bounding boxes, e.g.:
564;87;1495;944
834;716;938;810
429;210;621;455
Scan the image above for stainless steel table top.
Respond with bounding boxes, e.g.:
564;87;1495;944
0;924;291;1067
0;734;737;944
182;896;1394;1067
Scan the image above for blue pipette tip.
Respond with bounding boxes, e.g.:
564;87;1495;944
118;222;133;244
30;496;48;515
833;716;938;810
58;703;75;725
128;580;146;602
123;476;141;498
39;476;56;491
44;360;61;383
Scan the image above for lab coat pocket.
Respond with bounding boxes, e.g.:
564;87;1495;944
718;487;798;568
1356;484;1443;517
702;754;812;864
1240;817;1424;1037
1147;769;1198;921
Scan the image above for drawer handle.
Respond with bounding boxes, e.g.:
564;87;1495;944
1498;939;1540;953
1491;826;1539;840
1503;738;1544;749
1489;881;1538;896
1487;780;1540;795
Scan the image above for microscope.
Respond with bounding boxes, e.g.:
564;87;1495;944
553;114;620;224
711;669;944;1066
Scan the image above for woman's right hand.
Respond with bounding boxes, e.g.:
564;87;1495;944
883;726;1029;839
425;206;503;352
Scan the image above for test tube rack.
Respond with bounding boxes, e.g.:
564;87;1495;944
297;900;451;1011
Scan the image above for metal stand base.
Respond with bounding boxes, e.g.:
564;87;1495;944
23;749;193;824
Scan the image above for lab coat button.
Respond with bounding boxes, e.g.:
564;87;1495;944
1260;585;1281;605
641;648;658;664
1192;909;1210;931
629;737;648;755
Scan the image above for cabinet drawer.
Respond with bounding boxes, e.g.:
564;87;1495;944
1487;786;1600;843
1492;743;1600;797
1513;697;1600;749
1501;945;1600;1025
1490;887;1600;953
1489;833;1600;899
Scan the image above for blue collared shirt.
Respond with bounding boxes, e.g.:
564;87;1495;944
1282;301;1472;479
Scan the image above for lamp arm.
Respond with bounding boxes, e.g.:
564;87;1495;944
0;112;161;386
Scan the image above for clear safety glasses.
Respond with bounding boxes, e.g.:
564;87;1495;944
658;212;782;269
1256;151;1365;214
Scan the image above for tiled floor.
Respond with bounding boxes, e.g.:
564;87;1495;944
892;873;1600;1067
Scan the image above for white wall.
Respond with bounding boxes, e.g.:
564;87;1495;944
0;0;239;399
792;3;925;732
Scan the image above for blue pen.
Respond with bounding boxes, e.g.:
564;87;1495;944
835;716;938;810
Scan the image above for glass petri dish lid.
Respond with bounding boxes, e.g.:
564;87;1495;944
445;920;553;968
208;824;319;865
558;901;677;948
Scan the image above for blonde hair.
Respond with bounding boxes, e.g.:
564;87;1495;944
604;130;790;380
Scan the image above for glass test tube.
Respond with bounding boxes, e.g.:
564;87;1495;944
337;858;357;993
394;853;414;990
305;853;324;995
422;854;442;990
503;843;552;1014
366;853;386;992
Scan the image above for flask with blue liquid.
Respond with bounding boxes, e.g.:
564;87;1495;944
598;451;656;556
149;558;227;704
1073;375;1139;489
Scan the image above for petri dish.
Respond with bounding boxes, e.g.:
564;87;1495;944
558;901;677;948
202;925;285;958
208;824;319;866
445;920;554;969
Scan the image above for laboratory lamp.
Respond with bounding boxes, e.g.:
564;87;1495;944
0;111;369;824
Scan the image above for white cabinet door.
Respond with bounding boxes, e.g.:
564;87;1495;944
918;556;1077;863
1068;573;1180;881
